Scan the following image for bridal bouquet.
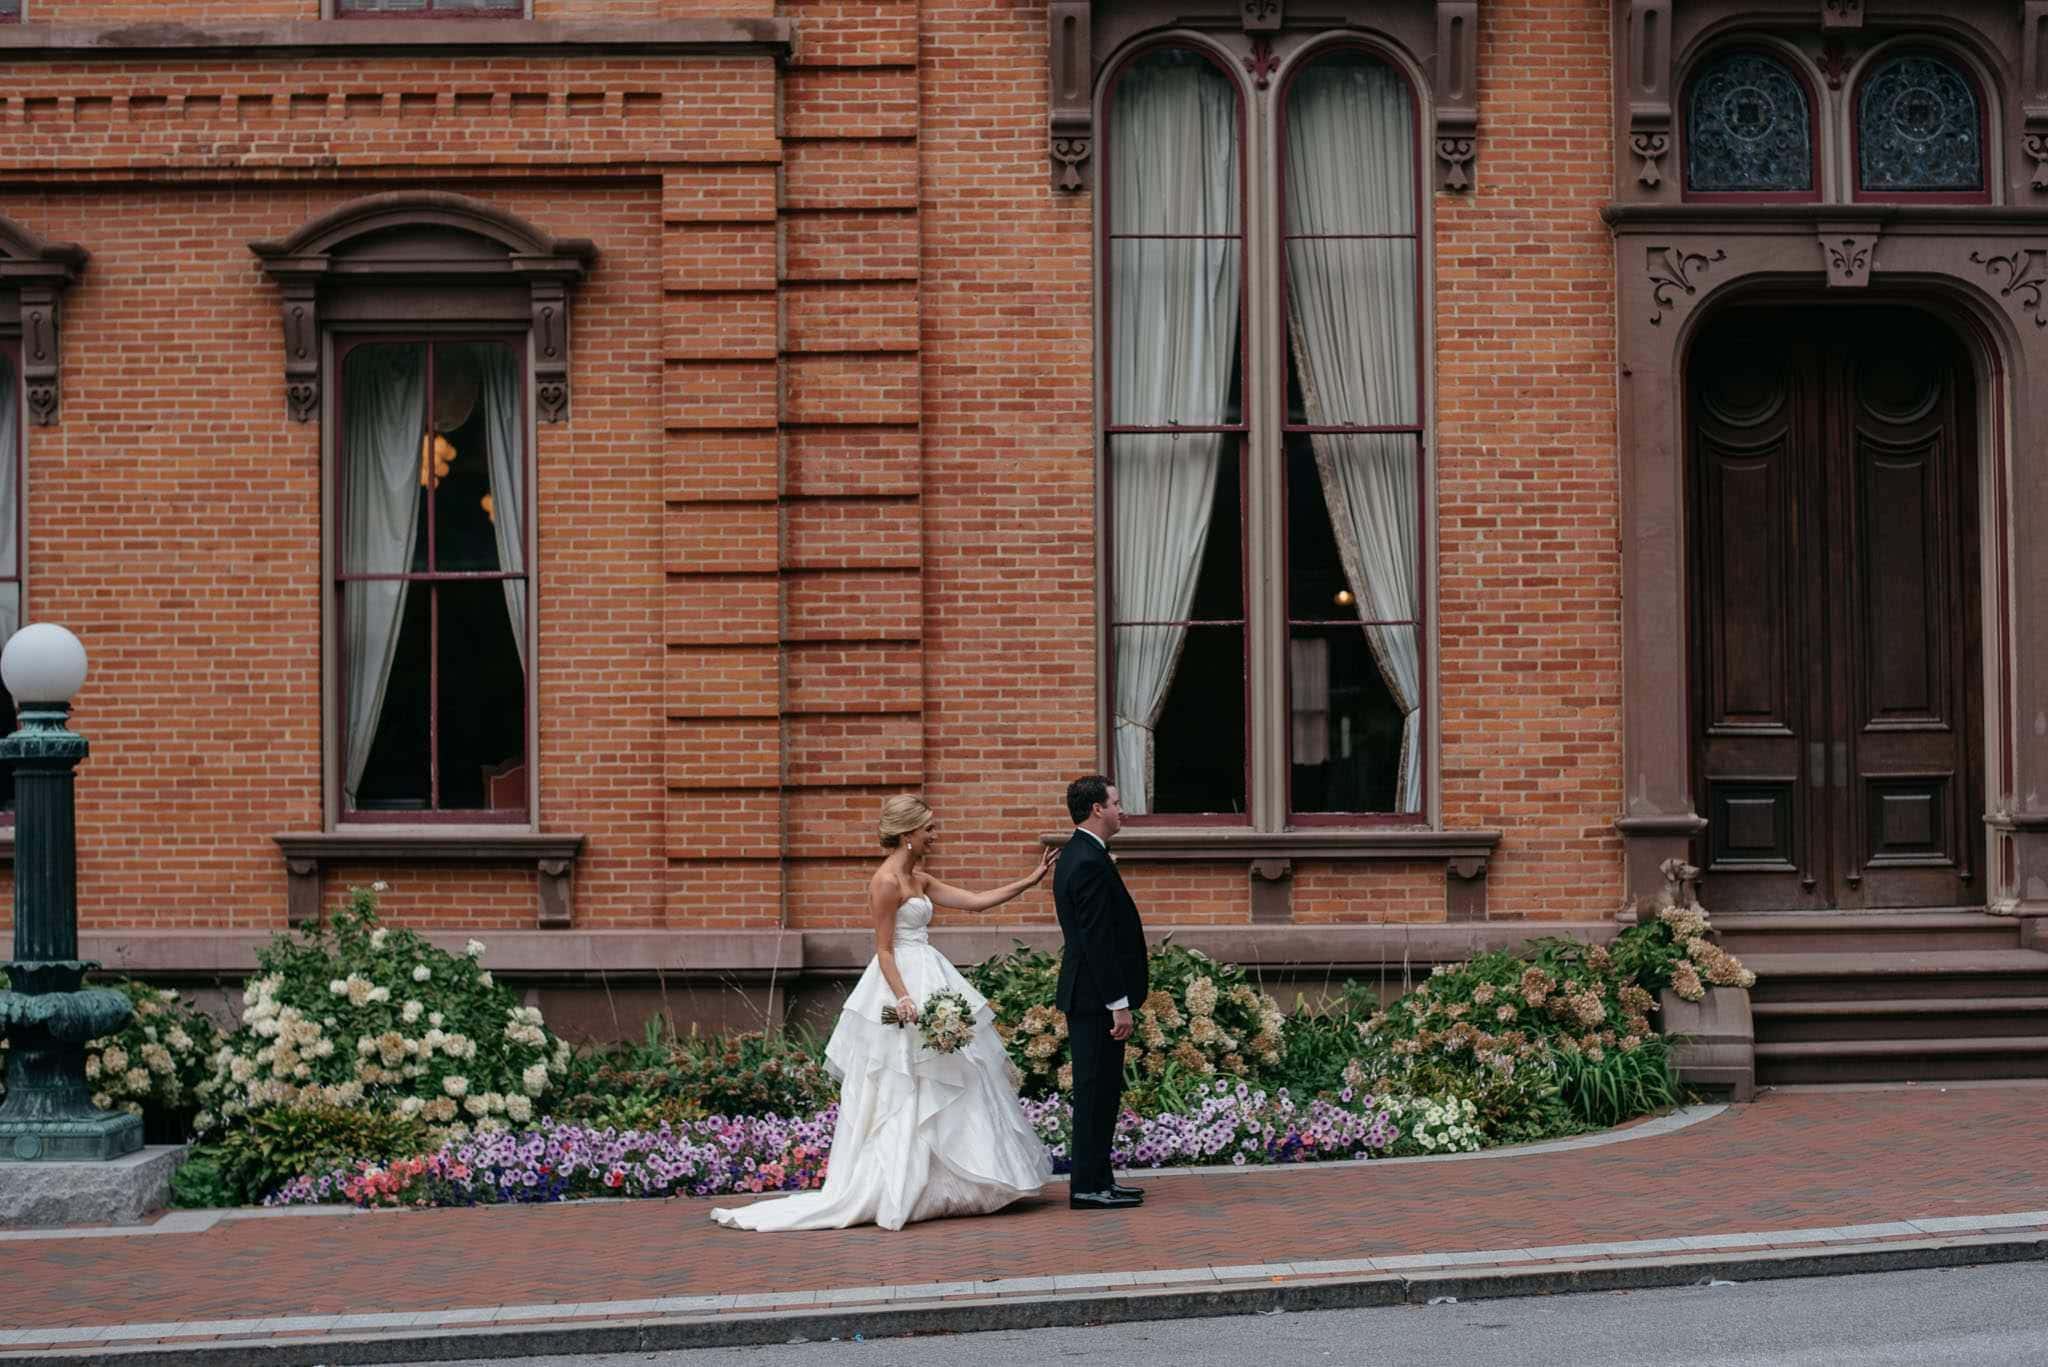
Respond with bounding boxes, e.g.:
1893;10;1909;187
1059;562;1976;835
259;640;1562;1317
882;990;976;1054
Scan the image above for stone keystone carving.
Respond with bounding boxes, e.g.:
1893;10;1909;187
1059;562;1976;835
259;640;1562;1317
1817;223;1879;288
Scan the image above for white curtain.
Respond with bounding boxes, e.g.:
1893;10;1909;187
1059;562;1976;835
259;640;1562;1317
1284;56;1424;812
479;343;527;672
0;354;17;654
342;345;427;808
1109;51;1242;814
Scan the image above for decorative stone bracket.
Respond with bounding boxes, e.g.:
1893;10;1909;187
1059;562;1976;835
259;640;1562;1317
1625;0;1673;189
1434;0;1480;192
1048;0;1482;193
2025;2;2048;190
274;831;585;929
251;192;596;423
0;216;88;426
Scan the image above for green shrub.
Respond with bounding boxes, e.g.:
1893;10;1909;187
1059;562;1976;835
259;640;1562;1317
1551;1034;1680;1128
196;885;568;1138
964;940;1285;1098
554;1023;834;1126
1610;903;1756;1001
188;1105;433;1206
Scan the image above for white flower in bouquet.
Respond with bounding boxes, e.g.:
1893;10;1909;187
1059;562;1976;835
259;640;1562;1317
882;989;977;1054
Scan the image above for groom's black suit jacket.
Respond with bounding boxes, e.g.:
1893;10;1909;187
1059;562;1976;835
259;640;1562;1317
1052;833;1150;1015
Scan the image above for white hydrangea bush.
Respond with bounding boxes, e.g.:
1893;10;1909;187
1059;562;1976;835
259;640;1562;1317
196;885;569;1139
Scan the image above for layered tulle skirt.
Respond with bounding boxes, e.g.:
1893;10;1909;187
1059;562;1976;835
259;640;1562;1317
709;942;1054;1232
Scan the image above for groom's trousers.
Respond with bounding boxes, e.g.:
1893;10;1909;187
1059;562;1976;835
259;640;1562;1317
1065;1009;1125;1193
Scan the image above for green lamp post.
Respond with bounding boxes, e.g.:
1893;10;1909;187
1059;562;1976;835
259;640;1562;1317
0;623;140;1161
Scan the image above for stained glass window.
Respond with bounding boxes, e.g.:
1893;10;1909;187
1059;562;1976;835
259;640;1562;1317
1857;52;1982;194
1685;50;1813;193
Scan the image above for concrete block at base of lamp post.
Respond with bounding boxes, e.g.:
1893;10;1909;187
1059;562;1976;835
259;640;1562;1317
0;1145;186;1227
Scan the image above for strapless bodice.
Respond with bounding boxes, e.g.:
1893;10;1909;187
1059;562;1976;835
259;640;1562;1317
894;895;933;946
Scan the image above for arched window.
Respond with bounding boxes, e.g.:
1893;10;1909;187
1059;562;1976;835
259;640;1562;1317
1683;48;1816;196
1102;46;1248;818
1098;39;1429;824
1281;48;1424;816
1855;50;1986;198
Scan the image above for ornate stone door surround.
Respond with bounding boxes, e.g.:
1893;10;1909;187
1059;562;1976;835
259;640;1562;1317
1606;203;2048;921
1608;0;2048;925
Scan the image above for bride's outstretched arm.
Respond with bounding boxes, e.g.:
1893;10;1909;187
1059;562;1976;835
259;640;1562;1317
923;847;1056;913
871;879;919;1020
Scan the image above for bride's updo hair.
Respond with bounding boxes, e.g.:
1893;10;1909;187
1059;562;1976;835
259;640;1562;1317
878;794;934;850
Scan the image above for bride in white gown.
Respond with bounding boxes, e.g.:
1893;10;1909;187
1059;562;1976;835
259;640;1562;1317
711;795;1057;1232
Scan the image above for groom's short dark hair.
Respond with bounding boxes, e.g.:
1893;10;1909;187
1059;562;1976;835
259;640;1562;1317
1066;774;1111;825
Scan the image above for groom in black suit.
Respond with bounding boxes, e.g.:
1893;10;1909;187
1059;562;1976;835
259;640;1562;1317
1052;774;1150;1211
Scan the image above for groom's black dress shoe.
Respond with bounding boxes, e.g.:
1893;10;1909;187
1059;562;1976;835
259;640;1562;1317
1069;1189;1143;1210
1111;1183;1145;1200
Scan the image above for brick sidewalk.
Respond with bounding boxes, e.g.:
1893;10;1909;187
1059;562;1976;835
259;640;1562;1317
1;1086;2044;1359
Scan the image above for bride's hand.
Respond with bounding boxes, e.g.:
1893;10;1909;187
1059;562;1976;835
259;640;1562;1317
1029;848;1056;884
895;995;920;1024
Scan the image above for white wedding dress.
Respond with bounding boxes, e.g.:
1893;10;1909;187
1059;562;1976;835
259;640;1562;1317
710;896;1054;1231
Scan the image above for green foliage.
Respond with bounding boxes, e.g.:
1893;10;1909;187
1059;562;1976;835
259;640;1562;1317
180;1105;434;1206
554;1021;835;1127
1551;1034;1681;1128
195;885;568;1137
1610;904;1756;1002
963;942;1066;1095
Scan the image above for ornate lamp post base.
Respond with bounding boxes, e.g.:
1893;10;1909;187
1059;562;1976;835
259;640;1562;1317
0;959;141;1162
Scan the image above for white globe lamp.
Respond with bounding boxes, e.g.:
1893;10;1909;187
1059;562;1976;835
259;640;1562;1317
0;623;87;706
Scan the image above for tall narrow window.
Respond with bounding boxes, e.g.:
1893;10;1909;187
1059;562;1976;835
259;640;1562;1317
1683;49;1816;196
1282;49;1423;815
338;339;528;819
1103;47;1248;818
1856;51;1985;197
0;344;18;814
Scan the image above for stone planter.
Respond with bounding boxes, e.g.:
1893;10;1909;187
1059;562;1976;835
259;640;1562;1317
1658;985;1755;1102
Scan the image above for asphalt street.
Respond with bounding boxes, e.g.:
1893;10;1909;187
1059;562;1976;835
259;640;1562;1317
395;1262;2048;1367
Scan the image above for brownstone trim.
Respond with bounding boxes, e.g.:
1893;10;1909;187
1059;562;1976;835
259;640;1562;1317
0;215;86;427
1062;0;1472;193
1041;828;1500;920
250;192;596;424
78;920;1610;979
0;19;793;60
272;831;585;929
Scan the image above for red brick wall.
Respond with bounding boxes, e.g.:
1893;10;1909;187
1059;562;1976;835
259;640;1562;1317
0;0;1626;944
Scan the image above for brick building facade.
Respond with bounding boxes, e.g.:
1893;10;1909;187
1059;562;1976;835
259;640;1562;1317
1;0;2044;1035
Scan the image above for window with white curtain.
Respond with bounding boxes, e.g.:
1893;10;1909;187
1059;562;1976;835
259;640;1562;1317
337;338;529;819
1102;42;1425;823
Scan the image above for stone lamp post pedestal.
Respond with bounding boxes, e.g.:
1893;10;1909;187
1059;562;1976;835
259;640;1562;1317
0;626;179;1226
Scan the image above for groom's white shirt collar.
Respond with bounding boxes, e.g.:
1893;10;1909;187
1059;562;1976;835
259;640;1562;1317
1074;826;1107;849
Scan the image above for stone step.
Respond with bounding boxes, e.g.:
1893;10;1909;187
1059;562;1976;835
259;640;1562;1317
1743;949;2048;1002
1755;1035;2048;1085
1713;912;2018;956
1753;995;2048;1043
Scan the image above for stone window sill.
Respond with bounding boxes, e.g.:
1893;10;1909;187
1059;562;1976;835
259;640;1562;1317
1040;827;1502;921
273;831;584;929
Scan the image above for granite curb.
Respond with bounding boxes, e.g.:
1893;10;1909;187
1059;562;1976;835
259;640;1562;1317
7;1230;2044;1366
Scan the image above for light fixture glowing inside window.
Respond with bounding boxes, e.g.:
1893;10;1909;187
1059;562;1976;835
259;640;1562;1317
1333;589;1354;608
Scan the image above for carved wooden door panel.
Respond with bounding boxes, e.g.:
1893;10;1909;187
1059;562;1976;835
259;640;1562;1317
1689;310;1982;911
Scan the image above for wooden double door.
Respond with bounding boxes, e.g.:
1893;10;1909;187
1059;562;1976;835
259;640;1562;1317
1688;308;1984;911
